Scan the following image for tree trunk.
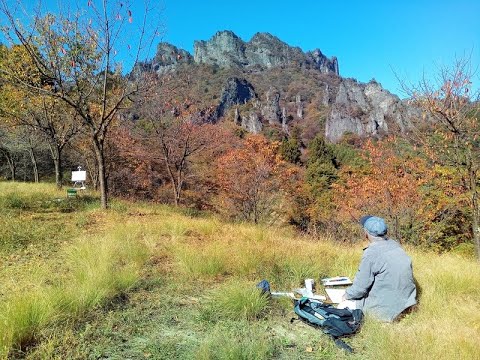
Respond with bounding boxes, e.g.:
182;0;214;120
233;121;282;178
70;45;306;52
3;150;16;181
164;160;179;206
22;153;28;181
170;175;179;206
469;167;480;261
93;137;108;209
174;170;184;207
49;144;63;188
173;187;179;206
53;157;62;188
29;147;39;183
84;156;99;191
472;207;480;261
10;160;15;180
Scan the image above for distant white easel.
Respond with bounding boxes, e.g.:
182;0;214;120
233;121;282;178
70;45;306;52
71;166;87;190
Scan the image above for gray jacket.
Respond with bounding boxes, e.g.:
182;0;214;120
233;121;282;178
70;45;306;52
345;239;417;322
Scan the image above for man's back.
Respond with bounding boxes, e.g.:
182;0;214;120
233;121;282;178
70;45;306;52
346;239;417;322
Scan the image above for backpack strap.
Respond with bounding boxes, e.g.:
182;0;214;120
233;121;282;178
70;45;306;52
332;336;354;353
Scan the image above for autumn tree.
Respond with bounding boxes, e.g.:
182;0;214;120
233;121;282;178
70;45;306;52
0;46;83;187
403;58;480;259
135;118;226;206
0;0;160;208
333;137;429;242
0;127;19;179
215;135;287;223
0;123;49;181
116;63;232;206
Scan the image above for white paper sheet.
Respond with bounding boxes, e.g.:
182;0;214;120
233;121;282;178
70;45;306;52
325;288;346;303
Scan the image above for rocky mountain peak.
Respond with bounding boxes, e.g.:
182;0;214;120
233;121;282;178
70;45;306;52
306;49;339;74
193;30;339;74
194;31;247;68
134;42;192;75
154;42;193;66
249;32;287;47
136;31;419;144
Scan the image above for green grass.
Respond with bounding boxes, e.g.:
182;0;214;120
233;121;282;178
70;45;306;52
200;280;270;322
0;182;147;358
0;181;479;359
194;322;280;360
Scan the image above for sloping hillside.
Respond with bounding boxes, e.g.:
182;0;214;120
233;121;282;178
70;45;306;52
0;183;478;359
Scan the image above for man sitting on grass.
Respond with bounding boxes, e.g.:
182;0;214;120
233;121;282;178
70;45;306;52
338;215;417;322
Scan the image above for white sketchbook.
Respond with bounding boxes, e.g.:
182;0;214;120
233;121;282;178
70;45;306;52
325;288;346;304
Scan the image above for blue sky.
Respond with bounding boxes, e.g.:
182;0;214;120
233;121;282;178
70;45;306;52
158;0;479;95
2;0;479;96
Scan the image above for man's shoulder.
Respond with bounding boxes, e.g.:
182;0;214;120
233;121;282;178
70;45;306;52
385;238;402;248
364;239;402;256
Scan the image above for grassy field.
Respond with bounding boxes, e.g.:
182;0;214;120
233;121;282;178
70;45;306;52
0;182;479;359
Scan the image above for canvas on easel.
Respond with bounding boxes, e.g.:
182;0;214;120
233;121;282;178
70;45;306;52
71;169;87;189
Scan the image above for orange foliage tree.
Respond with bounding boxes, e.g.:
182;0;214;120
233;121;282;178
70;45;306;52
333;137;430;242
215;135;289;223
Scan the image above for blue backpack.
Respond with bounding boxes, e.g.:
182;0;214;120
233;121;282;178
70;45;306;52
292;297;364;352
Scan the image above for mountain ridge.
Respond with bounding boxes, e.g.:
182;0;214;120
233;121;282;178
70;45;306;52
137;30;418;143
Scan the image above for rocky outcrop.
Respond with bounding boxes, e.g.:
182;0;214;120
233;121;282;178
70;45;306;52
325;79;416;142
155;43;192;65
212;77;257;121
241;112;263;134
234;105;263;133
306;49;339;74
147;43;193;74
136;32;419;143
194;31;339;75
282;107;288;133
296;94;304;119
245;32;304;69
194;31;247;68
262;87;282;125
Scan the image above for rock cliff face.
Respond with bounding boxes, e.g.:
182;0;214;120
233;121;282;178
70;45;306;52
325;79;417;142
194;31;338;74
262;87;282;125
213;77;257;121
241;112;263;134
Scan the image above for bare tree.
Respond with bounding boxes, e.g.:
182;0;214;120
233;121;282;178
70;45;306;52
0;0;160;208
154;119;213;206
